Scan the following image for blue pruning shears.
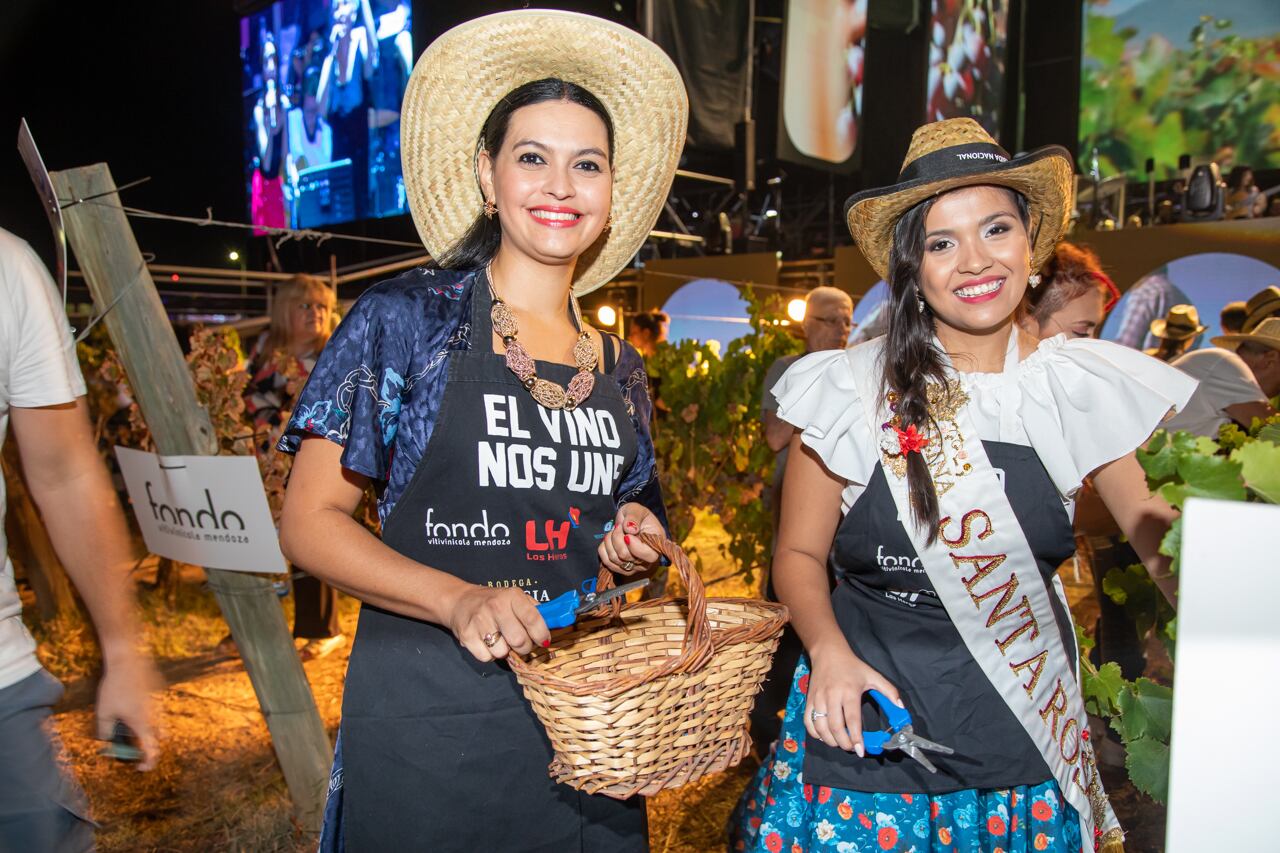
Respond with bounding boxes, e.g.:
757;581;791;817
861;689;955;774
536;577;650;630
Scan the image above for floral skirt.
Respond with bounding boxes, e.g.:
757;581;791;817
730;656;1083;853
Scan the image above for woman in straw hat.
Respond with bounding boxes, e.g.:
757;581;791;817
1144;303;1205;362
276;11;686;849
731;119;1196;853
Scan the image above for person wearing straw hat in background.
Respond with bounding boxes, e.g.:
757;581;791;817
1239;285;1280;335
1162;287;1280;437
1143;303;1204;362
730;118;1196;853
1213;318;1280;404
276;11;686;850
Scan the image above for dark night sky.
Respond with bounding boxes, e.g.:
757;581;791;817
0;1;637;279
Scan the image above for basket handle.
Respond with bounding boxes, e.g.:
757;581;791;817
591;531;716;676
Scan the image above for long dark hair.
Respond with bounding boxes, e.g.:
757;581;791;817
883;187;1030;543
435;78;615;271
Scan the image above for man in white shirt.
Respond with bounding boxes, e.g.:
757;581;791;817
1163;289;1280;437
0;227;159;849
1214;318;1280;402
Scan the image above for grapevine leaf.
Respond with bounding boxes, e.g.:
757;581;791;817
1231;440;1280;504
1115;678;1173;743
1083;661;1125;717
1137;430;1177;482
1161;451;1245;506
1123;737;1170;803
1255;423;1280;446
1101;564;1164;638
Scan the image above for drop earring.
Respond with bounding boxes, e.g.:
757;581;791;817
1028;273;1042;288
483;199;498;219
916;290;927;313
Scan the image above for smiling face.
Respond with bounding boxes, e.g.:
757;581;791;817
918;185;1032;337
477;100;613;271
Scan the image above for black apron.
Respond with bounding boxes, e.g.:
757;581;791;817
339;280;647;851
803;441;1077;794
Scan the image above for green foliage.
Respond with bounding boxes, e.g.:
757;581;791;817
1078;625;1124;718
1101;563;1176;654
645;288;802;584
1115;677;1175;802
1080;10;1280;178
1113;678;1173;744
1088;415;1280;802
1233;439;1280;504
1079;621;1176;802
1124;737;1171;804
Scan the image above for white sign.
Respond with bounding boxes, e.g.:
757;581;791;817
114;446;287;574
1166;498;1279;853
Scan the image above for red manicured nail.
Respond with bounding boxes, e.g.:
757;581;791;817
542;639;550;648
626;522;637;531
624;535;631;544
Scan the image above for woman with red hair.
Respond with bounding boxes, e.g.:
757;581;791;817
1019;242;1119;341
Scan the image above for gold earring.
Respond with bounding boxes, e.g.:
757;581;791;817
603;213;614;233
483;199;498;219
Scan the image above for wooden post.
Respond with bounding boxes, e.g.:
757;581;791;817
50;163;330;830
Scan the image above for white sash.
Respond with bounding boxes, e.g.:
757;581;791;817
846;337;1121;853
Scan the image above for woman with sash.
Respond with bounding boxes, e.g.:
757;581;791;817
278;11;687;849
732;119;1195;852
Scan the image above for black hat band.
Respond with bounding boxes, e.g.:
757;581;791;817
897;141;1013;184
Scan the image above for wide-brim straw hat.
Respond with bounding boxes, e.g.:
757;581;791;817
400;10;688;296
1242;286;1280;333
1212;317;1280;352
1150;303;1206;341
844;118;1074;281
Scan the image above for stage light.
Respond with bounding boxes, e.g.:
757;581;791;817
597;305;617;327
171;274;180;282
228;250;240;262
787;298;806;322
764;209;778;218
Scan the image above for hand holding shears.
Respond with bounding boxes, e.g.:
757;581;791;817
536;577;649;630
861;689;955;774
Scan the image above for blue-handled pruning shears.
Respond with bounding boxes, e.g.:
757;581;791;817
861;689;955;774
536;577;650;630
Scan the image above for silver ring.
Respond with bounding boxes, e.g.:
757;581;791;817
810;709;828;720
482;631;502;648
621;560;635;571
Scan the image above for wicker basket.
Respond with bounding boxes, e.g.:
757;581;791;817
508;532;789;798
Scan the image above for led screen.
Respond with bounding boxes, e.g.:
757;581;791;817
1080;0;1280;179
779;0;868;166
925;0;1010;138
241;0;413;229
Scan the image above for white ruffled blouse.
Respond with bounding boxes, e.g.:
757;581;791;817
771;331;1199;514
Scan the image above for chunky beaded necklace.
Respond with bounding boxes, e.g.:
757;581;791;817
486;265;597;410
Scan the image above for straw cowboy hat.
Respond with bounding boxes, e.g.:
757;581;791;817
1212;317;1280;352
1241;286;1280;333
843;118;1074;281
400;10;688;296
1149;304;1206;341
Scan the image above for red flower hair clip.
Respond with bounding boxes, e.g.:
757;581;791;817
875;422;926;455
894;424;929;455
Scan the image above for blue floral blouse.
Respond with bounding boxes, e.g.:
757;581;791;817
278;267;665;527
